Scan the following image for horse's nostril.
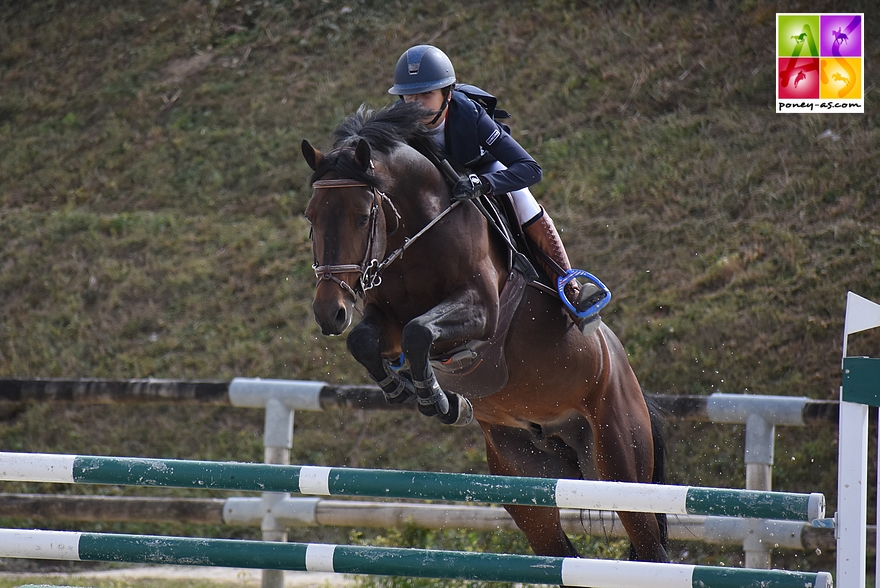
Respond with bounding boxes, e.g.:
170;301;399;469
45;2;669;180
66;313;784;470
335;307;347;326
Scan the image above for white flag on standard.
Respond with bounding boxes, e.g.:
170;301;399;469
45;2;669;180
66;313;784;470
845;291;880;336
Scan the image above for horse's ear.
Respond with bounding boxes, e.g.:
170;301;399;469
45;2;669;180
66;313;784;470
302;139;323;171
354;138;371;172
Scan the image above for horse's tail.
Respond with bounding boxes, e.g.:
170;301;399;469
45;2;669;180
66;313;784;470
644;391;669;550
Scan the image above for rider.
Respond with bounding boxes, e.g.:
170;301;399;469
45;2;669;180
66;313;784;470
389;44;607;332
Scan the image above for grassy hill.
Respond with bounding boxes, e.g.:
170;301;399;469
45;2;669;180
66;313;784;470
1;0;878;577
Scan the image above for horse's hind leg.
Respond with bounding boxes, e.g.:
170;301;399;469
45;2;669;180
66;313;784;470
479;421;580;558
589;391;669;563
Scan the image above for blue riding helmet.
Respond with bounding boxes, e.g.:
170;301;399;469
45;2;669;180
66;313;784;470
388;45;456;96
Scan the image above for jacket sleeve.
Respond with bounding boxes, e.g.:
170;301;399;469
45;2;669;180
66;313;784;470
474;109;542;196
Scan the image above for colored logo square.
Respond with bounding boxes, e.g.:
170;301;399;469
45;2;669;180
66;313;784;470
778;14;820;57
820;14;862;57
779;58;819;99
821;58;862;99
776;13;864;113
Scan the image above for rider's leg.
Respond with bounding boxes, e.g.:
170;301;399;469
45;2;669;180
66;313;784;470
505;188;567;284
480;161;608;330
522;208;603;307
520;207;575;298
520;205;606;330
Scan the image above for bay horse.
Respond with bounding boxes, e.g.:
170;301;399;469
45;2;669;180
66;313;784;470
302;102;669;565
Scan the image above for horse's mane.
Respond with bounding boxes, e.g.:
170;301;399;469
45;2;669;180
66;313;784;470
309;101;444;189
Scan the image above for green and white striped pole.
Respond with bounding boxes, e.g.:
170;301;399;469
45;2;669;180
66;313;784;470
0;452;824;521
0;529;833;588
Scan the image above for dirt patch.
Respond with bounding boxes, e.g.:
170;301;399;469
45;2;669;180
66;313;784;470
163;51;214;85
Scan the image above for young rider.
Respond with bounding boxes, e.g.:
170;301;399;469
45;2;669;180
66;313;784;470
388;44;607;332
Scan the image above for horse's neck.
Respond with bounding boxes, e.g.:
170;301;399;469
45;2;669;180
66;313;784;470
384;148;450;231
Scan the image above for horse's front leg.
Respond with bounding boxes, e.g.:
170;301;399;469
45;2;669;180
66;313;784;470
347;306;415;404
402;290;490;426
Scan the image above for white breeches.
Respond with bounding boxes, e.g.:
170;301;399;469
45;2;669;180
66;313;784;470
479;160;542;225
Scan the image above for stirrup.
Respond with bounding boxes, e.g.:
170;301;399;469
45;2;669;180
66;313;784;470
557;270;611;320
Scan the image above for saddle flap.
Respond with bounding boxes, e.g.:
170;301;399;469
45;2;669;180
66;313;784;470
430;270;527;399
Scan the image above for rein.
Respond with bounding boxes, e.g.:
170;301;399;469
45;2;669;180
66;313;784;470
371;199;462;288
311;178;461;302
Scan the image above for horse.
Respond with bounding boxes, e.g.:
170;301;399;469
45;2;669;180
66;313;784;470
302;101;669;565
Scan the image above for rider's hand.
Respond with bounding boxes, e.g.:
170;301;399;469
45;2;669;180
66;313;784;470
452;174;489;201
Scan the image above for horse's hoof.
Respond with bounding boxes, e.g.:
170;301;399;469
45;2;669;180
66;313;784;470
437;393;474;427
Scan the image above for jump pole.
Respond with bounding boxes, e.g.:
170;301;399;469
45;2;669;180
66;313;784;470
0;452;824;522
837;292;880;588
0;529;833;588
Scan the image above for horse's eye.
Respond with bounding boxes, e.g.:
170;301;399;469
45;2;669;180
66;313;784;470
356;215;370;227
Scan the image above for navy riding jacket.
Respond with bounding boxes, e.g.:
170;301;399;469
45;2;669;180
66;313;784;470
443;89;542;196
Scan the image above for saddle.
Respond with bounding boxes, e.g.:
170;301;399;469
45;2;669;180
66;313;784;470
412;149;564;398
428;192;544;399
430;267;525;398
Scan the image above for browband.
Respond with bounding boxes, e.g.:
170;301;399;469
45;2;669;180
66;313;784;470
312;179;370;189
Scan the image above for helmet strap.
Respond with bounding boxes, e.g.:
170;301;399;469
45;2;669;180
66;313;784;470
427;88;452;126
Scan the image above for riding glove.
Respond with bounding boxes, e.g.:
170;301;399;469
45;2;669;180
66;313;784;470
452;174;490;201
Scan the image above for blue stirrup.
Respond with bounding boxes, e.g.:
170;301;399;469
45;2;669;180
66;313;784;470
388;353;407;372
557;269;611;319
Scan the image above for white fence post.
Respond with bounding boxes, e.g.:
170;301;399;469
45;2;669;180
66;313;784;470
836;291;880;588
261;396;294;588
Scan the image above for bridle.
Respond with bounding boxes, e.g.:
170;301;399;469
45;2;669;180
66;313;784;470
310;177;461;303
310;178;387;302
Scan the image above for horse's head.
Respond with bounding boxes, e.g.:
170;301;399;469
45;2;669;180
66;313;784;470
303;137;399;336
303;102;451;336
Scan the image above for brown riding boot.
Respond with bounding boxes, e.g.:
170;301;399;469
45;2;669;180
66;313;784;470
523;210;577;300
523;211;604;335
